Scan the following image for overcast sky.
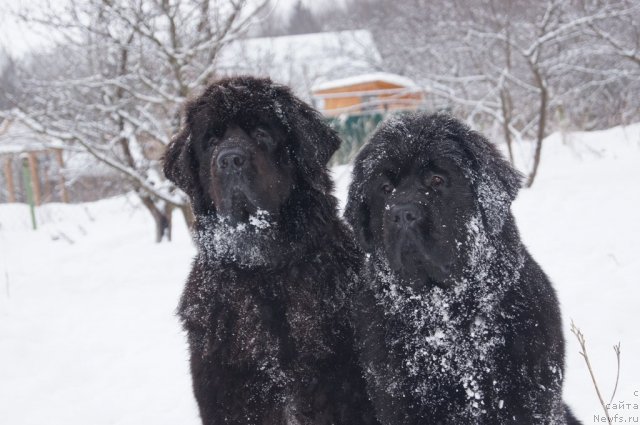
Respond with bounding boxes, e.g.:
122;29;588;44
0;0;49;57
0;0;346;58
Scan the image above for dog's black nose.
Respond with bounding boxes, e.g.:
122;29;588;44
390;204;421;226
216;148;247;170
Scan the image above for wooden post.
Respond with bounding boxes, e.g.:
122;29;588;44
27;152;41;206
43;152;53;204
54;149;69;203
21;157;37;230
3;157;16;203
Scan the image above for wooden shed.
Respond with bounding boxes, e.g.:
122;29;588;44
0;119;69;205
311;73;425;116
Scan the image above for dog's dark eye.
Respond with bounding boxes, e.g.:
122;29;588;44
381;182;394;194
430;175;445;187
253;127;275;150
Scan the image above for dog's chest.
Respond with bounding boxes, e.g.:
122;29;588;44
371;284;508;418
207;268;336;365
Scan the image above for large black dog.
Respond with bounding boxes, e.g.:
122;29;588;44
345;113;580;424
164;76;376;424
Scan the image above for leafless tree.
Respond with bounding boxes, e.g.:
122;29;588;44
2;0;268;241
0;51;17;110
286;0;322;35
330;0;640;186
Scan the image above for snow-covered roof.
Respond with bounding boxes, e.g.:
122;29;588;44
0;120;112;177
0;120;64;155
311;72;419;92
216;30;382;99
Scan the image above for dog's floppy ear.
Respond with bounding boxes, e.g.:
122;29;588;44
273;87;341;194
462;129;523;234
344;166;374;252
163;121;199;199
344;196;374;252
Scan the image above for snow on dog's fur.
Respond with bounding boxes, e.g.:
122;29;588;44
345;113;581;425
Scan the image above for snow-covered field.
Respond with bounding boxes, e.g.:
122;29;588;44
1;123;639;424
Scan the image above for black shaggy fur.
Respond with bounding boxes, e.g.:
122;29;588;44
344;113;581;425
164;76;377;425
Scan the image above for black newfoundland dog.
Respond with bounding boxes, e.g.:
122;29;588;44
164;76;377;425
345;113;580;424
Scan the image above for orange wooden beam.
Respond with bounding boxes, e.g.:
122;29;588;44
3;157;16;203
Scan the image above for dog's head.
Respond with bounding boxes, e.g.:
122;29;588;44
345;113;522;288
164;76;342;265
164;76;340;221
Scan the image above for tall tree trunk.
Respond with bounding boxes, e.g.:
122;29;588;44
181;203;195;230
113;32;176;241
501;26;515;165
500;88;515;165
140;195;172;243
527;69;548;188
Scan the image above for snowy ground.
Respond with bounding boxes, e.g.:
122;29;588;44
1;123;639;424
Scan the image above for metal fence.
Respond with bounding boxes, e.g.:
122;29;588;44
327;112;386;166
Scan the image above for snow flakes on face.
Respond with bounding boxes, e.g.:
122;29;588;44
248;210;272;229
271;99;287;128
195;210;281;268
459;161;518;237
462;214;495;280
475;175;513;234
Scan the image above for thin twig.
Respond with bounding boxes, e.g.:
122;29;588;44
570;320;611;425
609;343;621;405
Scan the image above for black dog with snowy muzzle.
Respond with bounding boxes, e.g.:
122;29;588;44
164;76;378;425
345;113;581;424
